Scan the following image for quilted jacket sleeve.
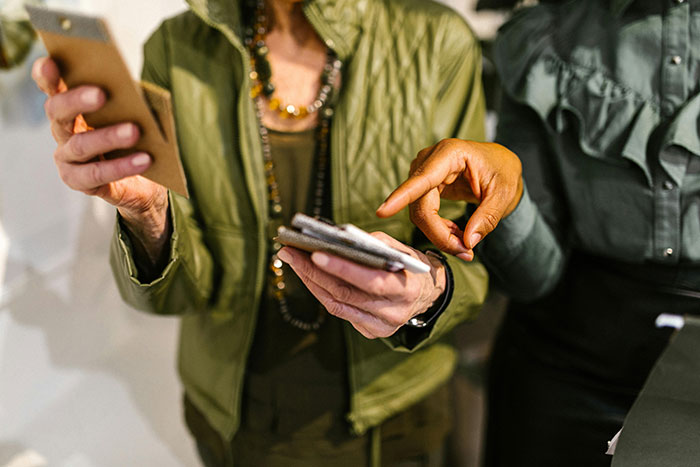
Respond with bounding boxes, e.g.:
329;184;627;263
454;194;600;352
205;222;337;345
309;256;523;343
387;13;489;352
109;26;214;315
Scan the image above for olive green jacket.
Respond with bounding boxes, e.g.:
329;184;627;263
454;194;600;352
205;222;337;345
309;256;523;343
110;0;488;444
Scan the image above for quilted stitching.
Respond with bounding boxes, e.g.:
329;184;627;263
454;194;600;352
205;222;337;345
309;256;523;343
340;1;454;224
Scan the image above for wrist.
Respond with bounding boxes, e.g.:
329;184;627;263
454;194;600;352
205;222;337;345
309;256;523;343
425;252;447;305
406;250;452;328
118;193;170;265
119;205;168;239
504;177;524;218
118;190;169;239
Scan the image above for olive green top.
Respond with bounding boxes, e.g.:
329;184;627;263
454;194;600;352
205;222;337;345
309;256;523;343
248;127;339;376
477;0;700;301
241;127;352;461
240;129;450;464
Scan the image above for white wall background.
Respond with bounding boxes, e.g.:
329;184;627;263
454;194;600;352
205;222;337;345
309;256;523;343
0;1;201;466
0;1;506;466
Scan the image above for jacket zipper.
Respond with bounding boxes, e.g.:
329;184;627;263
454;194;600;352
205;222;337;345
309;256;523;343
301;3;367;437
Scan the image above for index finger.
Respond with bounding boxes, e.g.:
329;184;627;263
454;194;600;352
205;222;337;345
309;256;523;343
376;173;435;218
32;57;66;96
308;250;411;298
376;150;460;218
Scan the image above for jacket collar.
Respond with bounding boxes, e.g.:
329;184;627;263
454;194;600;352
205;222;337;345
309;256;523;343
185;0;365;61
185;0;243;39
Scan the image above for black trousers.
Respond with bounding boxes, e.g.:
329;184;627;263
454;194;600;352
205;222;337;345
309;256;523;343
485;252;700;467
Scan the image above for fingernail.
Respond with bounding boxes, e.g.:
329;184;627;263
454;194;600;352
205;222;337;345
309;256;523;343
469;233;482;248
377;202;387;212
311;252;329;267
276;248;291;263
82;88;101;105
32;59;43;80
117;124;134;140
457;252;473;262
131;153;151;167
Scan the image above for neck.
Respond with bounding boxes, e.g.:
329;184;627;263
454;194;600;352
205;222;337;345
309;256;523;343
266;0;313;43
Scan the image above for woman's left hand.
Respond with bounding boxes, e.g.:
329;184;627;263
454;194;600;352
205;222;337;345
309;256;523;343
276;232;446;339
376;139;523;261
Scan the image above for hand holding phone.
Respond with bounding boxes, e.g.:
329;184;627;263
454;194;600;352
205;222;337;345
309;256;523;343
275;221;448;339
26;5;188;197
27;6;177;263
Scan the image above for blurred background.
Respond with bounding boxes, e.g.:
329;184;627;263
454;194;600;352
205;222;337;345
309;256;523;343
0;1;512;466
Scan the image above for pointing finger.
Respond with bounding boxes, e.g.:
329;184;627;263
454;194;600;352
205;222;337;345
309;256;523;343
377;145;465;218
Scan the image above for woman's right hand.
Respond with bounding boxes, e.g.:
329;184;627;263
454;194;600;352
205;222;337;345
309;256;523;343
31;57;170;261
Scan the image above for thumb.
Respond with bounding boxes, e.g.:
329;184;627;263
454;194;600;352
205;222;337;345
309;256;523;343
462;194;508;249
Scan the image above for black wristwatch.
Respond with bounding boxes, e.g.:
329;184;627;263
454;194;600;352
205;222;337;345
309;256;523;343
404;250;454;328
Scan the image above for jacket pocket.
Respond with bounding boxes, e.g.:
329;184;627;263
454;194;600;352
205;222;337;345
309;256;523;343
202;224;259;314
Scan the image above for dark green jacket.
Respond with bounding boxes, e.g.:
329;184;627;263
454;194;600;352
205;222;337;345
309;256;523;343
110;0;488;443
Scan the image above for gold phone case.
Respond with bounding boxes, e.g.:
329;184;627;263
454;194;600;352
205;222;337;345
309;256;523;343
26;5;189;197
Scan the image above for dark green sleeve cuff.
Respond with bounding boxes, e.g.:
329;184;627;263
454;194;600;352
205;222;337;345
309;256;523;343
114;199;179;286
110;191;213;315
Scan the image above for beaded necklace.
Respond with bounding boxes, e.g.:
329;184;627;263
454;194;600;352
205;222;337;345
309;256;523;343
245;0;338;120
244;0;342;331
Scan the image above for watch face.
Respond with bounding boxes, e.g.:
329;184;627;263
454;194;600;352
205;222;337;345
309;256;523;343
407;317;428;328
0;18;36;70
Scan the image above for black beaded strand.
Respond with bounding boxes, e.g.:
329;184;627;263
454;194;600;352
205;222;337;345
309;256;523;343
245;0;343;331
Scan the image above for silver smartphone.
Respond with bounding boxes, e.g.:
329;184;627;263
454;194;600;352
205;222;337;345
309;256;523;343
275;213;430;274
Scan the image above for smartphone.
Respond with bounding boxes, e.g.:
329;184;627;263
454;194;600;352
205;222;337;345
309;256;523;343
26;5;188;197
275;213;431;274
